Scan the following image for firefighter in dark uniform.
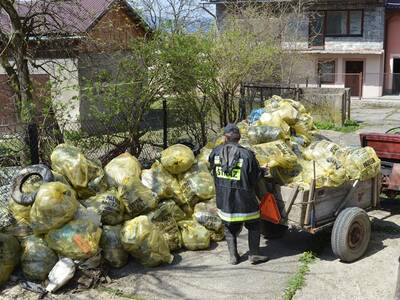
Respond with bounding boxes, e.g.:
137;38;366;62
209;123;269;265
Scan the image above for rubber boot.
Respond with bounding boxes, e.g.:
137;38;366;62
248;229;269;265
224;228;240;265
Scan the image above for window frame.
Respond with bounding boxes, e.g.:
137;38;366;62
324;9;364;37
318;60;336;84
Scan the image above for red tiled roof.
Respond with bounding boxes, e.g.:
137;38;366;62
0;0;146;36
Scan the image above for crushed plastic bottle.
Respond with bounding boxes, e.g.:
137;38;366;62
46;257;76;293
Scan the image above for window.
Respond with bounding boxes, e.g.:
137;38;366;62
318;60;336;84
326;10;363;36
309;12;325;47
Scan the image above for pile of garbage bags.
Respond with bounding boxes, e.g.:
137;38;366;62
201;95;381;190
0;143;221;292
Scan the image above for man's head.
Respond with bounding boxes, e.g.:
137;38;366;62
224;123;241;143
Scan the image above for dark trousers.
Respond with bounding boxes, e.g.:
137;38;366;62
223;219;261;256
223;219;260;237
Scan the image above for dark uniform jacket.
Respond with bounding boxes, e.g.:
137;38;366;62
209;143;263;223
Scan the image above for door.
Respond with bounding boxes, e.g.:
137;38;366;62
345;61;364;98
393;58;400;95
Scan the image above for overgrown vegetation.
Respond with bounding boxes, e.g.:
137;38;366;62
283;251;316;300
315;119;361;133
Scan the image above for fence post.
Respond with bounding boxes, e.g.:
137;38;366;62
27;123;39;164
239;84;246;121
162;99;168;149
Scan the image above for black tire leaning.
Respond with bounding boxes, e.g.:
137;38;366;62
260;220;288;239
11;164;54;206
331;207;371;263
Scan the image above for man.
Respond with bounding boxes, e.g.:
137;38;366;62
209;123;269;265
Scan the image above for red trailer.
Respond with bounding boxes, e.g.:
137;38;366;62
360;128;400;199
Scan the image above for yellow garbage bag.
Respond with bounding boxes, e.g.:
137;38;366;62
293;113;314;137
100;225;128;268
105;153;142;188
178;220;211;251
291;158;348;189
160;144;195;175
237;121;249;135
303;140;341;161
252;140;297;169
272;102;299;125
179;163;215;206
30;182;79;234
0;233;20;286
148;211;182;252
82;191;124;225
21;235;58;281
265;95;306;114
259;112;290;136
8;199;32;238
248;125;284;145
45;219;102;260
118;177;158;217
51;144;88;189
76;158;108;199
197;147;213;168
150;200;186;222
210;228;225;242
141;161;181;200
121;216;173;267
338;147;381;181
193;200;223;232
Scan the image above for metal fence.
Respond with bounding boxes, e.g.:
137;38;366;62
0;107;172;169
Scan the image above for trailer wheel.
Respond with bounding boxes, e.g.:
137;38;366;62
260;220;288;239
331;207;371;263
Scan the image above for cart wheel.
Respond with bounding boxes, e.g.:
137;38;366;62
260;220;288;239
331;207;371;263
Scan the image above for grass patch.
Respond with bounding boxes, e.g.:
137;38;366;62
315;119;360;133
97;286;145;300
283;251;316;300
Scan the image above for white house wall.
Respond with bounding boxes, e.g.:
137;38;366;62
0;59;80;127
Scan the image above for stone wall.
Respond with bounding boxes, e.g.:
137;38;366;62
300;88;351;126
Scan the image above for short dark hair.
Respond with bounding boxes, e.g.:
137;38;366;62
224;132;241;143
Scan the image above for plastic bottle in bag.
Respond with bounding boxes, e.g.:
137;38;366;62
45;219;102;260
121;216;173;267
160;144;195;175
259;112;290;136
118;177;158;218
179;163;215;207
76;158;108;199
105;153;142;188
141;161;180;200
100;225;128;268
178;220;211;251
21;235;58;281
30;182;79;234
82;191;124;226
0;233;20;286
252;140;297;169
51;144;89;189
193;201;223;232
338;146;381;181
46;258;75;293
303;140;341;161
248;125;283;145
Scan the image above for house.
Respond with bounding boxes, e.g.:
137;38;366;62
0;0;149;128
211;0;400;99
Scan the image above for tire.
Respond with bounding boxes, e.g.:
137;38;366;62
331;207;371;263
11;164;54;206
260;220;288;239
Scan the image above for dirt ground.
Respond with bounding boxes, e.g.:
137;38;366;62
1;101;400;300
